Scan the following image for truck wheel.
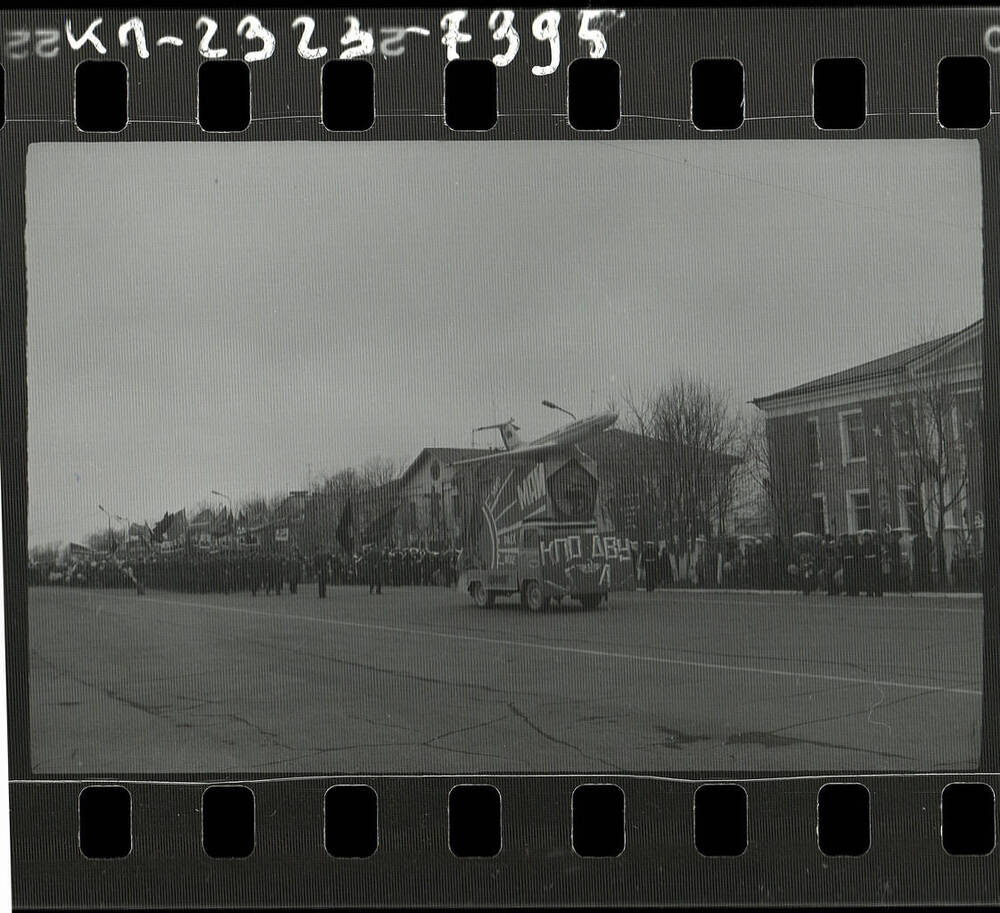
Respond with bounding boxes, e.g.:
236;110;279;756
579;595;601;611
471;582;492;608
523;580;548;613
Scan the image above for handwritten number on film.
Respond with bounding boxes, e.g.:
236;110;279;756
11;10;621;72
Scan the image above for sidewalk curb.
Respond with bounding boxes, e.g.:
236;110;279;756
641;587;983;600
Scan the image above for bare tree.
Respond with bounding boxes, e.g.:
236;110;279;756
615;384;672;542
85;528;117;553
301;469;353;551
650;375;744;551
888;364;975;583
29;542;63;565
305;464;399;552
234;496;264;526
709;415;751;538
617;376;744;552
744;411;818;543
360;456;399;490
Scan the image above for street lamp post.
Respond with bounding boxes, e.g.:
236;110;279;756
542;399;577;421
97;504;113;553
115;513;132;556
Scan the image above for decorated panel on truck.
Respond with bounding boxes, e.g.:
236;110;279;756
454;448;636;590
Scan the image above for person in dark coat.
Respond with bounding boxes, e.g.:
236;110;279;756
274;553;284;596
912;532;932;592
841;534;860;597
658;543;673;587
874;532;886;597
824;537;841;596
315;550;328;598
860;532;881;597
888;531;903;593
643;542;657;592
288;553;301;594
369;548;384;595
250;552;261;596
132;558;146;596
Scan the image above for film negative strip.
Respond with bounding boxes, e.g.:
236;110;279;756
1;5;998;908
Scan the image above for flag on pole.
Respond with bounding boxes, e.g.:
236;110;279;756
336;499;354;554
151;511;172;542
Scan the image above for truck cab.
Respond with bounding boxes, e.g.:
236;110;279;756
466;522;610;612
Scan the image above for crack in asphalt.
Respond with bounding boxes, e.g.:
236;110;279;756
241;733;514;772
723;729;915;762
31;651;174;720
769;683;945;740
35;643;525;766
424;714;510;746
506;701;623;772
224;713;297;752
33;651;304;755
238;634;555;702
344;713;415;733
30;588;981;772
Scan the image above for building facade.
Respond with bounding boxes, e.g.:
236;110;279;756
297;429;744;555
572;428;742;545
390;447;492;548
751;320;984;555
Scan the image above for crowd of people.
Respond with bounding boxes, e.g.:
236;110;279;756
29;529;982;597
28;544;462;596
637;529;983;596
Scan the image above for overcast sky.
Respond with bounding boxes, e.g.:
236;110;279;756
26;140;983;546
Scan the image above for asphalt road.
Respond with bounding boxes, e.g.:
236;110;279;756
28;584;983;775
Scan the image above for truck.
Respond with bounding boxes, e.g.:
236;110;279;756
453;445;633;612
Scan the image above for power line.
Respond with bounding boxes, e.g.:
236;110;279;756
593;140;981;235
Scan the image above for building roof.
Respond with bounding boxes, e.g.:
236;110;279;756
356;477;406;512
580;427;742;467
752;319;983;407
400;432;740;486
399;447;494;482
188;507;214;528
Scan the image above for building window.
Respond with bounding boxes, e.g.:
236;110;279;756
840;411;866;463
898;486;923;533
810;494;827;535
890;402;916;456
847;489;872;532
805;417;822;466
942;478;964;529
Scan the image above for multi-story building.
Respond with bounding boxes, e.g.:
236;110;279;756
751;320;983;557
